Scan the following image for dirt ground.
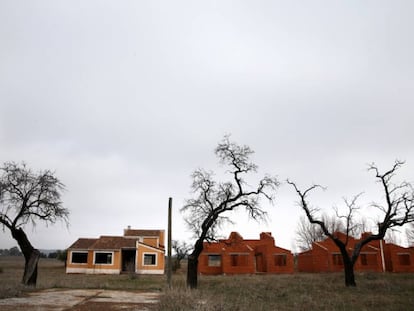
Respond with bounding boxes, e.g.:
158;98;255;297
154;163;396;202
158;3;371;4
0;288;160;311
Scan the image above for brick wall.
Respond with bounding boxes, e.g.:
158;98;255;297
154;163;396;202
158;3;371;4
297;233;385;273
384;243;414;273
198;232;294;275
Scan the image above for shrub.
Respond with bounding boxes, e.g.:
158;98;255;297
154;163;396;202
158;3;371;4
155;287;207;311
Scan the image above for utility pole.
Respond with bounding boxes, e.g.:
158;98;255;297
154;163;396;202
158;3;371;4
167;197;172;288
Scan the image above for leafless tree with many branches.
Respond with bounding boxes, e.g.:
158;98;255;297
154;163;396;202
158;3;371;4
171;240;192;272
181;136;279;289
406;222;414;246
288;160;414;287
0;162;68;286
295;215;345;251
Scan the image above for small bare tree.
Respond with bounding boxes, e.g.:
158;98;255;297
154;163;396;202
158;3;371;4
0;162;68;286
171;240;192;272
384;229;402;245
181;136;279;289
406;222;414;246
295;215;344;251
288;160;414;287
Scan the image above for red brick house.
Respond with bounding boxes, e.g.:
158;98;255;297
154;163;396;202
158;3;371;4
297;232;414;273
384;243;414;272
198;232;294;275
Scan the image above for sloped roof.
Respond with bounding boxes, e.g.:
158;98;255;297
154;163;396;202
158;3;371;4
124;229;163;237
137;241;166;252
69;228;166;251
69;236;137;250
68;238;98;249
92;236;137;250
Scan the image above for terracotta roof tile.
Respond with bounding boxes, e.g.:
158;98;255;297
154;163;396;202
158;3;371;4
123;229;163;237
68;237;138;250
68;229;165;251
92;236;137;250
68;238;98;249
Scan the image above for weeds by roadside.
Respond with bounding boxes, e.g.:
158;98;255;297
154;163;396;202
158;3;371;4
0;285;26;300
154;287;207;311
1;256;413;311
154;273;414;311
0;257;164;298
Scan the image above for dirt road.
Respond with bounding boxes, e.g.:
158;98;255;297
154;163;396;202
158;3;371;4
0;288;160;310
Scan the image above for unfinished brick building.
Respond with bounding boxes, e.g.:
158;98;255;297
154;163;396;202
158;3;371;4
198;232;294;275
384;243;414;273
297;232;414;273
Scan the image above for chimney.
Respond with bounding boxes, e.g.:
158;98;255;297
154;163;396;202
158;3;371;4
124;225;132;236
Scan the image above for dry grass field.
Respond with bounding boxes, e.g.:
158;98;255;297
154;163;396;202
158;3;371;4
1;256;413;311
0;256;164;299
158;273;414;311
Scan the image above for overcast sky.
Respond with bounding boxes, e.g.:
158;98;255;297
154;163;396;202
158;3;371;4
1;1;413;251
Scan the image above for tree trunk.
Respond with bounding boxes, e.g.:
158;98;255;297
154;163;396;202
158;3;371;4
11;227;40;286
344;261;356;287
187;254;199;289
335;241;357;287
187;238;204;289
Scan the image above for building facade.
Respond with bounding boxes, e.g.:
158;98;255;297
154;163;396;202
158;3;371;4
66;228;165;275
297;232;414;273
198;232;294;275
384;243;414;273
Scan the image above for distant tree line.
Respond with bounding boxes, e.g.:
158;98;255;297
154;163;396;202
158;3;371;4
47;249;67;262
0;246;22;256
0;247;67;261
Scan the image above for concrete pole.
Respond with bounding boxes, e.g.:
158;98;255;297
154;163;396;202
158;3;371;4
380;239;386;272
167;197;172;288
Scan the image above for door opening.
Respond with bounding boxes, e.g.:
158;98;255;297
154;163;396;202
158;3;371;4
122;249;136;273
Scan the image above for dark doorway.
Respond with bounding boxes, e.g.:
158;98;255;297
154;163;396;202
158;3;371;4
122;249;136;273
255;253;265;273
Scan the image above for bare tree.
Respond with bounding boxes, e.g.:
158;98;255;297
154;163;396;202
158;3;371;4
181;136;279;288
288;160;414;287
0;162;68;286
295;215;344;251
406;222;414;246
171;240;192;272
384;229;402;245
